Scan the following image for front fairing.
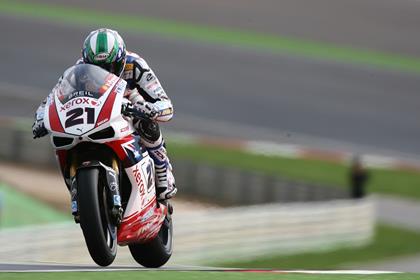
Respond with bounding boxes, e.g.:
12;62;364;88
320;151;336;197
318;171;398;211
44;64;134;149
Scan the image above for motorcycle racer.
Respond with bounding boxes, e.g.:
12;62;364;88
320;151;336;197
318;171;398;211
32;28;177;201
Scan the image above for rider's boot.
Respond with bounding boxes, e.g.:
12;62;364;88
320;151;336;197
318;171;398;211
143;135;177;201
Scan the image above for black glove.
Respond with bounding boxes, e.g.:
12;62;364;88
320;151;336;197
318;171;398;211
133;101;158;120
32;119;48;139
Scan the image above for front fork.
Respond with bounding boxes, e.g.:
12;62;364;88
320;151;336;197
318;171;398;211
70;159;123;226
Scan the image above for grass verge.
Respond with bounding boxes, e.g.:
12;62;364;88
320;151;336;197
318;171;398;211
0;271;414;280
220;224;420;270
0;183;70;228
168;141;420;200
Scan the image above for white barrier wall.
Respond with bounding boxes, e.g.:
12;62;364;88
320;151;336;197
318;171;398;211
171;198;374;264
0;198;374;265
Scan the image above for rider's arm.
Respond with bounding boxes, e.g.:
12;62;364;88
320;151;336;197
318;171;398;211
126;56;173;122
33;91;53;138
33;76;63;138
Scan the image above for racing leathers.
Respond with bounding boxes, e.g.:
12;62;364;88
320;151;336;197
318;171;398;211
32;51;177;201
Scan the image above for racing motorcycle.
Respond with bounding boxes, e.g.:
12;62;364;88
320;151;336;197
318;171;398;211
39;64;173;267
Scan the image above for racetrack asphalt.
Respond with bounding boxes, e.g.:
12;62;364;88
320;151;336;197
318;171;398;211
23;0;420;57
1;1;420;160
0;263;232;272
0;263;402;274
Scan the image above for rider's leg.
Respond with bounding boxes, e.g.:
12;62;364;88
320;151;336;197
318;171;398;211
136;119;177;200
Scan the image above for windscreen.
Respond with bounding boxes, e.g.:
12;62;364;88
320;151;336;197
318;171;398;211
56;64;117;104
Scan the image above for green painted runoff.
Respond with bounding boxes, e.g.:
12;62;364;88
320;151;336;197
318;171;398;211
0;183;70;228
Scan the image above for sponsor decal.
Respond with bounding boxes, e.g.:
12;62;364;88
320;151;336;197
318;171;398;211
90;100;101;106
146;81;158;90
95;52;109;61
146;73;155;82
104;75;117;87
68;91;94;99
96;118;109;127
146;160;155;192
99;75;118;94
120;126;129;133
133;165;145;195
161;108;173;116
116;80;126;93
125;63;134;71
152;150;166;162
60;97;90;112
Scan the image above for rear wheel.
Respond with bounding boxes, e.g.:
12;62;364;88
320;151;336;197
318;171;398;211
129;211;173;268
77;168;117;266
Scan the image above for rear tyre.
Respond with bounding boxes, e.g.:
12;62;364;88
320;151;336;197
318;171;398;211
129;212;173;268
77;168;117;266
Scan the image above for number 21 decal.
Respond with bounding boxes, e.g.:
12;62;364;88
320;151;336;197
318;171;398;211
146;162;154;192
65;107;95;128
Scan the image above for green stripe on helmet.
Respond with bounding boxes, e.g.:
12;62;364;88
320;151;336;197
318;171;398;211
95;31;108;55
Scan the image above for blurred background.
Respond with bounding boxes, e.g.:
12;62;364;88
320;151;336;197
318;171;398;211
1;0;420;272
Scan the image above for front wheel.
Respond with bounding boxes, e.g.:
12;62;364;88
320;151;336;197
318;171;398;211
77;168;117;266
129;212;173;268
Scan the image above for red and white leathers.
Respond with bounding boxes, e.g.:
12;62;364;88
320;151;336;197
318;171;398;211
34;51;177;201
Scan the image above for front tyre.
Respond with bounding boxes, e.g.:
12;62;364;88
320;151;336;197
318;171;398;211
129;211;173;268
77;168;117;266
